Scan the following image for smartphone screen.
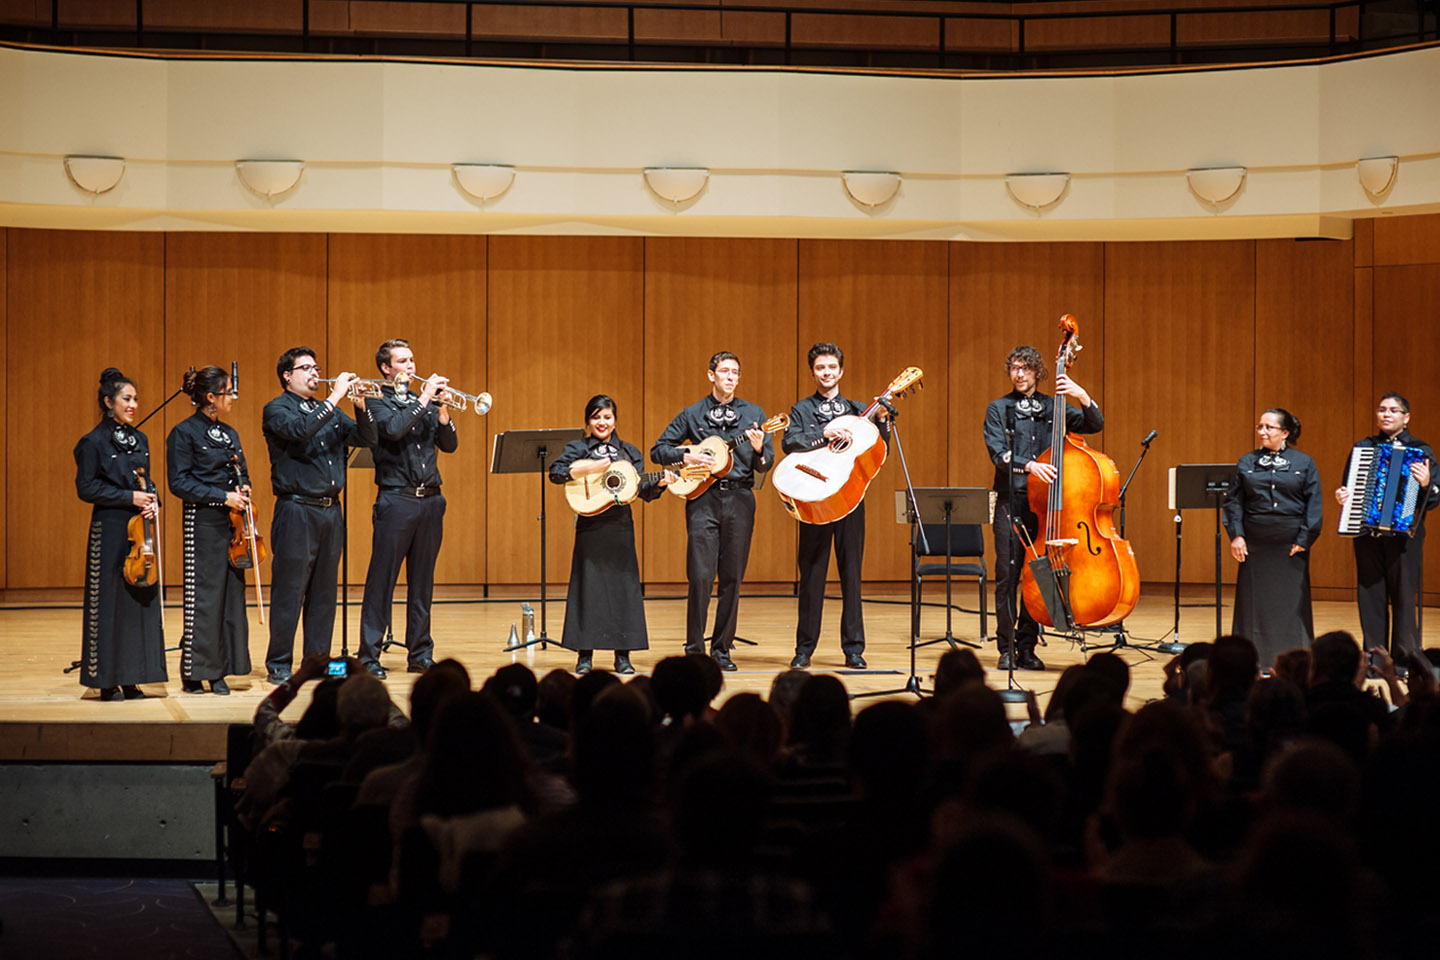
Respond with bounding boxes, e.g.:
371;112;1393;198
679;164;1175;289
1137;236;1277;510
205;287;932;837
326;659;348;678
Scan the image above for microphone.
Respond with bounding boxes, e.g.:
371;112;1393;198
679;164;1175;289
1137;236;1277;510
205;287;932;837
232;361;240;399
1142;429;1157;446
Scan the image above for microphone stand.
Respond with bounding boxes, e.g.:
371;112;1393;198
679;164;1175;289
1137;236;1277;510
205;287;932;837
996;406;1027;704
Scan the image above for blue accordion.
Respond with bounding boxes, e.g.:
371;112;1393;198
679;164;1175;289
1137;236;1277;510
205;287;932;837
1338;441;1426;537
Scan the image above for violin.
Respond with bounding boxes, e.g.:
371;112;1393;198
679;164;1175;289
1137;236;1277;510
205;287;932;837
227;455;269;624
123;467;160;588
1018;315;1140;629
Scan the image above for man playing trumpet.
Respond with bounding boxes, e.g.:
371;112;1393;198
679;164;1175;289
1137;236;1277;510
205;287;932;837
261;349;373;684
356;339;458;678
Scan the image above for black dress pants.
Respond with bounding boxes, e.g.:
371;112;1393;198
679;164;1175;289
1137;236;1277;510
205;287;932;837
360;490;445;665
1354;529;1426;661
265;498;345;675
684;486;755;654
993;498;1040;655
794;502;866;658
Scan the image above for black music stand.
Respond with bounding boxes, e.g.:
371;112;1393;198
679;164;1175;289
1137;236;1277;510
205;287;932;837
1171;463;1234;641
492;429;584;652
901;487;989;651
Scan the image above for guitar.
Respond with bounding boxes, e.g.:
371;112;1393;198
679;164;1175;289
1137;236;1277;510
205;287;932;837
566;461;709;516
664;413;791;500
772;367;923;524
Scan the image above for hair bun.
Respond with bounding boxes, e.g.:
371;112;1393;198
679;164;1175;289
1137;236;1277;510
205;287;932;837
100;367;126;386
181;368;198;393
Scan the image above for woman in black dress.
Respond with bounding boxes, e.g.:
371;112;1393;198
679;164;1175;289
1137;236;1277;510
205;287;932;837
73;369;168;701
548;395;676;675
1223;408;1323;665
167;366;254;695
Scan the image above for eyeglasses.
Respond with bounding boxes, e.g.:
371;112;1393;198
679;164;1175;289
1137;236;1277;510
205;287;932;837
292;363;321;373
1256;424;1285;432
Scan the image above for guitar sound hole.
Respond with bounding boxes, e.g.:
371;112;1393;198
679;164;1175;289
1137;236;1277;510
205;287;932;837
830;438;851;453
605;475;622;491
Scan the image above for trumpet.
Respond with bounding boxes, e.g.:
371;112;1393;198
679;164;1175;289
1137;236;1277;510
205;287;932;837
317;377;398;401
401;374;493;416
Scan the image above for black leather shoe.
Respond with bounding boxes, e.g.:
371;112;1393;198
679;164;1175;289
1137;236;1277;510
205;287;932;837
613;652;635;675
995;652;1015;671
789;653;811;669
575;653;593;675
100;686;123;701
121;685;145;700
209;678;231;695
364;662;388;679
407;659;435;674
1017;652;1046;671
266;670;290;685
711;649;738;672
844;653;868;670
181;678;206;694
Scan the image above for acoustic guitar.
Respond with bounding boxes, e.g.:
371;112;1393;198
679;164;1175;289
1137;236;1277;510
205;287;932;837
665;413;791;500
772;367;923;524
566;461;708;516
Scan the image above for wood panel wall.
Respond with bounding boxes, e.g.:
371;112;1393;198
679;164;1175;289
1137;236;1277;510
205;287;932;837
6;222;1439;607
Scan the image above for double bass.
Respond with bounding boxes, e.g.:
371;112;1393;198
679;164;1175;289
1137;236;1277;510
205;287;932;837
1019;315;1139;629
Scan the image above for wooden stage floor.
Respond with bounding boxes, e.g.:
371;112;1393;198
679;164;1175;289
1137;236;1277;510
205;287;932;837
1;585;1427;763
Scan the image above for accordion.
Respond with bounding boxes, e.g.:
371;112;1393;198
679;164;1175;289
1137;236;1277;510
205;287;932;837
1338;441;1427;537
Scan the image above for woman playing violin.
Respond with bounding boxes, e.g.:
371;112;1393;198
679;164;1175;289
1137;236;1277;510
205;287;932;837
73;369;168;701
167;366;254;695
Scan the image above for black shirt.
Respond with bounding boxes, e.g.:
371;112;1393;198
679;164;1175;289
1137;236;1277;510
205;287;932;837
356;385;459;489
262;391;372;499
167;411;249;506
782;391;890;454
983;390;1104;497
74;421;154;510
549;436;665;502
651;394;774;483
1222;446;1324;547
1351;429;1439;515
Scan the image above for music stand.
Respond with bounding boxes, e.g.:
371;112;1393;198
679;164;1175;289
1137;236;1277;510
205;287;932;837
1170;463;1234;641
899;487;989;651
492;429;584;652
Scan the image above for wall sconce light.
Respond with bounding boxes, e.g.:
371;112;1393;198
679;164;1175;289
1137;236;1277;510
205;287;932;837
64;155;126;195
1356;156;1398;197
643;167;709;204
453;164;515;202
1005;173;1070;210
842;171;901;207
236;160;305;199
1187;166;1246;205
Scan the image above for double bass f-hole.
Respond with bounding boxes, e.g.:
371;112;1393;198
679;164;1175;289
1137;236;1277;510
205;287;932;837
1077;520;1102;556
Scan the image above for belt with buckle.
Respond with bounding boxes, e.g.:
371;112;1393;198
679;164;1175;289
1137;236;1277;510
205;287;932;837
715;479;753;491
383;485;442;498
284;494;336;508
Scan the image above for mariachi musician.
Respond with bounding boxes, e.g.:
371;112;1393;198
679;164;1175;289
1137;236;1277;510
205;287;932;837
73;368;167;701
1335;392;1438;663
167;365;255;695
982;345;1102;671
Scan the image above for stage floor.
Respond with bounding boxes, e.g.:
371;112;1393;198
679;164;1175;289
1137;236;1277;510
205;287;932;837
0;585;1424;763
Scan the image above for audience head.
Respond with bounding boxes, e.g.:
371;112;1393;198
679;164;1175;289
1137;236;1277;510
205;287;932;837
1311;631;1361;686
536;668;575;730
1245;677;1307;760
934;648;985;698
410;666;471;747
651;656;708;724
570;669;622;733
572;684;654;805
673;749;771;869
416;691;533;817
849;700;928;803
1045;664;1086;723
1084;653;1130;707
1207;635;1260;701
1107;701;1211;838
1272;648;1312;690
787;674;853;765
690;654;724;707
296;678;344;740
714;693;784;769
482;663;539;721
1261;739;1360;825
767;669;810;731
936;682;1014;769
336;673;392;738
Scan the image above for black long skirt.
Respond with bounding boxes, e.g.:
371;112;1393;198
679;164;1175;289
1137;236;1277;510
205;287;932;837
560;505;649;652
1232;512;1315;665
181;504;254;681
80;507;168;689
